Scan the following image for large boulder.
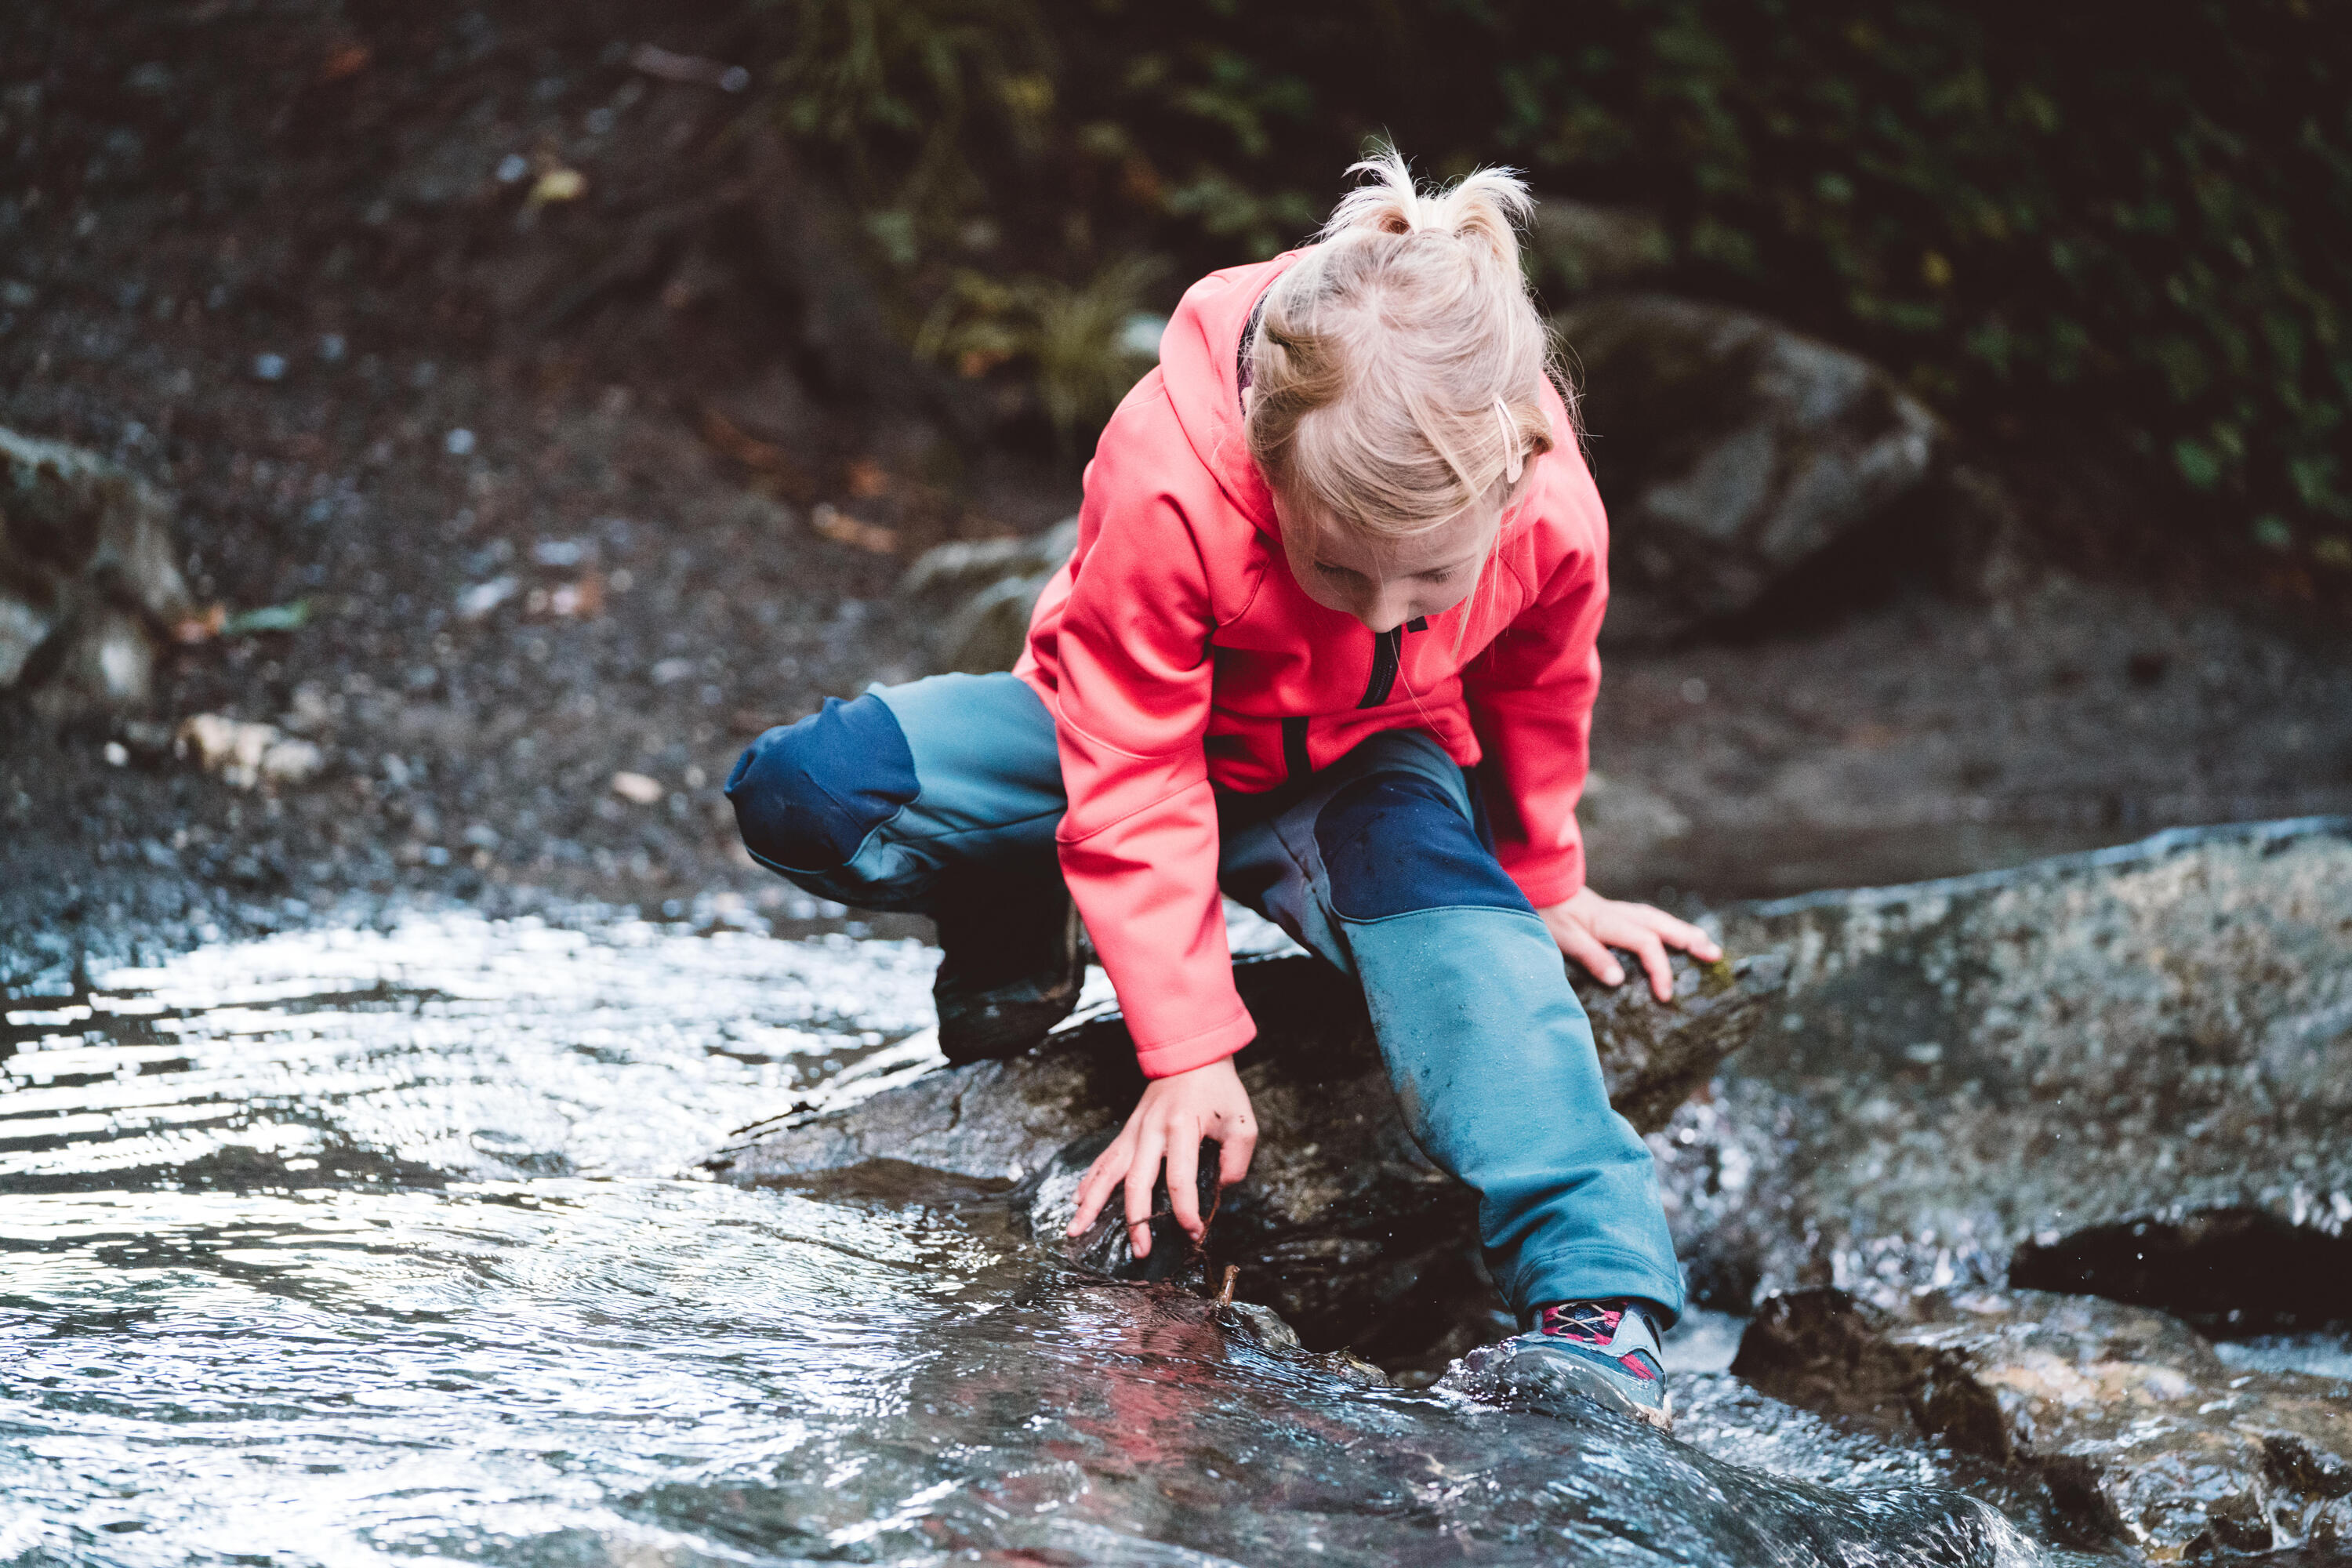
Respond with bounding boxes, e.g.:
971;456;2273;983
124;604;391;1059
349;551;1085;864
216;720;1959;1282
899;516;1076;674
1732;1286;2352;1560
1658;817;2352;1319
0;426;191;717
1527;198;1674;296
713;948;1788;1374
1558;294;1940;643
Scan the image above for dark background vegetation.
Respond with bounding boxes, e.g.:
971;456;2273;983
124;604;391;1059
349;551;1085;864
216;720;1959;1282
753;0;2351;598
3;0;2350;976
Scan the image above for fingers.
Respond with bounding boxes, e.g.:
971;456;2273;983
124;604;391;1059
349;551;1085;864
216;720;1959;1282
1066;1132;1131;1238
1216;1110;1257;1189
1557;921;1626;988
1626;927;1675;1002
1165;1121;1204;1240
1123;1123;1167;1259
1642;907;1722;962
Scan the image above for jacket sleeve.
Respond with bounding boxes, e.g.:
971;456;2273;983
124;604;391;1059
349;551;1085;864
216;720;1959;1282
1048;437;1254;1078
1461;482;1610;911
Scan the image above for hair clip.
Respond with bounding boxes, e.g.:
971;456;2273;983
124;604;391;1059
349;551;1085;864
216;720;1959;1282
1494;399;1523;485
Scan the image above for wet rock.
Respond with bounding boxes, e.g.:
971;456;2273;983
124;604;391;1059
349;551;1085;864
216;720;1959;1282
1556;295;1940;643
713;948;1788;1370
900;516;1076;674
1664;817;2352;1319
0;426;191;717
1732;1286;2352;1560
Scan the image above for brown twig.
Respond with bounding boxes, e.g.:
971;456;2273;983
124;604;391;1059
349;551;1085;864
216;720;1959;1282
1214;1265;1238;1308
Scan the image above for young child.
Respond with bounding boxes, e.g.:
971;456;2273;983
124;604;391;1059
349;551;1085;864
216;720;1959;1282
728;151;1719;1428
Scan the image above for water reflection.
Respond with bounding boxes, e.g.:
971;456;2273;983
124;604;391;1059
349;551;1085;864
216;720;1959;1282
0;909;2087;1566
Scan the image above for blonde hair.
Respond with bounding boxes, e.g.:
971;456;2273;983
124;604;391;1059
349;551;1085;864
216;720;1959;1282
1245;148;1559;543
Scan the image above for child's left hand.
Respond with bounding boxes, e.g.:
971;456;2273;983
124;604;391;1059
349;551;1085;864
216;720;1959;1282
1539;887;1721;1003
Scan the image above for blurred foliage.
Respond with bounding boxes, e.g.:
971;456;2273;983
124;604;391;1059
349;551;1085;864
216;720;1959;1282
913;255;1166;445
753;0;2351;574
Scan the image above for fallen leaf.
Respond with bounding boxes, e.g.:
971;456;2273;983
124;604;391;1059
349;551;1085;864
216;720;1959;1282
546;575;604;619
528;167;586;207
699;405;800;478
173;604;227;644
845;458;890;499
319;42;372;82
811;502;899;555
611;771;665;805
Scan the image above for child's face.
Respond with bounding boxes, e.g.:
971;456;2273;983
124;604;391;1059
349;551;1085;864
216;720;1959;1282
1276;496;1501;634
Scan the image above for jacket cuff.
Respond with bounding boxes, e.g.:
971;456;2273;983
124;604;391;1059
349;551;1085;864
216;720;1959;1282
1506;846;1587;911
1132;1006;1257;1080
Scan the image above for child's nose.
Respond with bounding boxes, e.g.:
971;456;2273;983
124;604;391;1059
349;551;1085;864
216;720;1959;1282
1359;590;1414;634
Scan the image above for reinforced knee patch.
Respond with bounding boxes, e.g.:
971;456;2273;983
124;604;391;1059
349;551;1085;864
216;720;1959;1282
1315;771;1531;920
726;694;918;872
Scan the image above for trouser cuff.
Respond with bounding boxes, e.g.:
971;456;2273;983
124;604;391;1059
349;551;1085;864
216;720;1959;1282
1502;1244;1686;1330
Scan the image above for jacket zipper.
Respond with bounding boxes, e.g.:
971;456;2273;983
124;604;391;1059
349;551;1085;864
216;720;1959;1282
1356;618;1425;710
1289;620;1428;782
1357;626;1401;710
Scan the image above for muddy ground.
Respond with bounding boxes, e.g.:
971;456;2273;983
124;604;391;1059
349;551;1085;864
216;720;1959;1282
5;0;2351;989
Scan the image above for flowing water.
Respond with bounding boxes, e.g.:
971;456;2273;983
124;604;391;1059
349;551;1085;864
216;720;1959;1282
0;907;2102;1566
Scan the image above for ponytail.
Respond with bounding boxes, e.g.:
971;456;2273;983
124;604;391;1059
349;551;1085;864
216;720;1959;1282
1247;147;1559;543
1319;147;1532;276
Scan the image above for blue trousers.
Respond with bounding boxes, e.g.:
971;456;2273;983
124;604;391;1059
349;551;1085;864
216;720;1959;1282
727;672;1683;1323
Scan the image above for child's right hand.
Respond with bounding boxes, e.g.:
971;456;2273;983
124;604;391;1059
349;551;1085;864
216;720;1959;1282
1065;1057;1258;1258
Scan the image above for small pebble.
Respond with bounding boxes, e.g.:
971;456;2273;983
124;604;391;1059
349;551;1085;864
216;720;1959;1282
445;428;477;456
611;771;664;805
252;352;288;381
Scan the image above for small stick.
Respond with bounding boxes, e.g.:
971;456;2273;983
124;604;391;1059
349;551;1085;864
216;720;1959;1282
1214;1264;1238;1308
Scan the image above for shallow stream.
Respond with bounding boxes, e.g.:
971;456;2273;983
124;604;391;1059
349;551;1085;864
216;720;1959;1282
2;908;2122;1565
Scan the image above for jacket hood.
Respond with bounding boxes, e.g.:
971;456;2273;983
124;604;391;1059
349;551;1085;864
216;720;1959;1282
1156;254;1296;542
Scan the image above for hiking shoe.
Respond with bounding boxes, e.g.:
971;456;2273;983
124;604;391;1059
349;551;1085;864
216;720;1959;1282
930;862;1087;1065
1446;1299;1673;1431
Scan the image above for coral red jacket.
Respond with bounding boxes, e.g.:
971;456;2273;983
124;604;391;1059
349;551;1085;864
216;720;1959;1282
1014;252;1610;1078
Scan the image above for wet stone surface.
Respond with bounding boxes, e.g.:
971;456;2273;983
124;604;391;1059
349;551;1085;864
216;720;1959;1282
716;946;1788;1377
1661;817;2352;1318
1733;1287;2352;1562
2;906;2090;1566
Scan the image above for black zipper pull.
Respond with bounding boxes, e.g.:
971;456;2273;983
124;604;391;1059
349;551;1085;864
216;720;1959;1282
1358;626;1403;709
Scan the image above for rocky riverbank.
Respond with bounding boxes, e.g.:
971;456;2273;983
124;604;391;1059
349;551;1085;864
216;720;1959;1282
716;818;2352;1562
9;0;2352;996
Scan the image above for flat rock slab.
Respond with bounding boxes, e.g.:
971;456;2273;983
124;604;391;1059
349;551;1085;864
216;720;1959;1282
713;949;1787;1370
1661;817;2352;1317
1733;1286;2352;1561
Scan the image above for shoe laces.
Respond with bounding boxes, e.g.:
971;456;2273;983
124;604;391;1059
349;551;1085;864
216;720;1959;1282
1538;1299;1661;1382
